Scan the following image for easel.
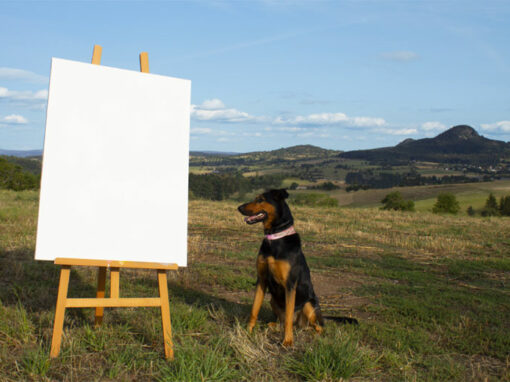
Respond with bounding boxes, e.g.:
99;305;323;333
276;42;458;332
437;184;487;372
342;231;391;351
49;45;177;360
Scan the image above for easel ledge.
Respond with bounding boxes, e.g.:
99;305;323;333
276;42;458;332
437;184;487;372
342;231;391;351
54;257;178;270
49;45;178;360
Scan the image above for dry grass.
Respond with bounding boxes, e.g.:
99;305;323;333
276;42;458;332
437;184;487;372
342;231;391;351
1;190;509;381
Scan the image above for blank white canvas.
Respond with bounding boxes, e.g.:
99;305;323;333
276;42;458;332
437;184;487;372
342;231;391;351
35;58;191;266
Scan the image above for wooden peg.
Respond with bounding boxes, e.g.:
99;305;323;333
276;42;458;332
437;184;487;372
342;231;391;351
91;45;102;65
140;52;149;73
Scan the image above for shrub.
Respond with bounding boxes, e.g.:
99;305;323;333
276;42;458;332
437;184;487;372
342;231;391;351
432;193;460;214
346;184;370;192
315;181;339;191
466;206;475;216
380;191;415;211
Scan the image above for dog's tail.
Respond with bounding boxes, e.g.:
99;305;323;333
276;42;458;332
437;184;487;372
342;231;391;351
323;315;359;325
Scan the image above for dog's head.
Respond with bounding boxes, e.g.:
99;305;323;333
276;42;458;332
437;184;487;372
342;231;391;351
237;189;294;234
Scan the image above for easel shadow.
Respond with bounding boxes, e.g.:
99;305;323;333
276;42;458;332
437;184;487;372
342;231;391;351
106;276;274;345
0;248;97;322
0;249;277;348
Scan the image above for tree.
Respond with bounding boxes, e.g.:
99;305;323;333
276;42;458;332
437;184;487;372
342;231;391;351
486;193;498;209
499;195;510;216
432;193;460;214
289;182;299;190
380;191;415;211
481;193;500;216
466;206;475;216
319;181;339;191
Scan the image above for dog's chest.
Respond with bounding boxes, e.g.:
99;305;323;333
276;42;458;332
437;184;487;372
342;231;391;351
258;240;293;287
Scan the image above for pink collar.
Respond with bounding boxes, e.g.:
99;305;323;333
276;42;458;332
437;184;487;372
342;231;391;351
265;226;296;241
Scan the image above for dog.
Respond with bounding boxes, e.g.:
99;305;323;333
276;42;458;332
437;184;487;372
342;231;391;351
238;189;324;347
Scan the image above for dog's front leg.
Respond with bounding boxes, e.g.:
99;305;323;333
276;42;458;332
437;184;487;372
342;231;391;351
282;283;297;347
248;281;266;333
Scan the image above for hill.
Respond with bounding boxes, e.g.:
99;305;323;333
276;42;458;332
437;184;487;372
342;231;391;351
190;144;341;167
339;125;510;165
0;148;42;157
233;144;341;161
190;150;239;157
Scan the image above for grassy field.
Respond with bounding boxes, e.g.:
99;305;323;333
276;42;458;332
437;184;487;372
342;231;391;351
0;189;509;381
320;180;510;213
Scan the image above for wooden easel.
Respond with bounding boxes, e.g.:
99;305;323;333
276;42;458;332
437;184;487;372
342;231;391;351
49;45;177;360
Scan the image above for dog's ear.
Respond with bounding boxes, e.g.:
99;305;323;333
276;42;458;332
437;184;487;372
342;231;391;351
270;189;289;201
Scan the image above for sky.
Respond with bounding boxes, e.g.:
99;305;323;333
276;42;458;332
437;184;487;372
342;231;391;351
0;0;509;153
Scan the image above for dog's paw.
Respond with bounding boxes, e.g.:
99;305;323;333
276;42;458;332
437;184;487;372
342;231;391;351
282;338;294;347
247;322;255;333
314;325;323;334
267;322;279;330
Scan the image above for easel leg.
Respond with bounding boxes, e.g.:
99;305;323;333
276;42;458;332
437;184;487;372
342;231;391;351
50;265;71;358
157;270;174;360
110;267;120;298
94;266;107;327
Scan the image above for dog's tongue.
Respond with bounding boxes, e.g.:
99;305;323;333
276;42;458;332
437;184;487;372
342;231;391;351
245;213;265;223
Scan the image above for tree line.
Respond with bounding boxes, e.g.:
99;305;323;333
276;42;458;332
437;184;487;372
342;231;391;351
0;157;40;191
189;172;285;201
346;169;486;190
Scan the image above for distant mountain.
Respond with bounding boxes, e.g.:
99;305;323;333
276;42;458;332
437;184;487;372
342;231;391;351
235;144;341;160
189;144;341;167
190;150;239;157
0;148;43;157
339;125;510;165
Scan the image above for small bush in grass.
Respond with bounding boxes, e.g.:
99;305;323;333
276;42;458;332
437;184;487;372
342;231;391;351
380;191;415;211
432;193;460;214
291;193;338;207
467;206;475;216
283;330;371;381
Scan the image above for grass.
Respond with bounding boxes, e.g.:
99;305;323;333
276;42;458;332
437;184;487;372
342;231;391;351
1;189;509;380
326;179;510;212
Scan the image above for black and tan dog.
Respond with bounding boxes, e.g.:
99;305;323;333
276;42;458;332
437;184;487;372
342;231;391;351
238;189;323;347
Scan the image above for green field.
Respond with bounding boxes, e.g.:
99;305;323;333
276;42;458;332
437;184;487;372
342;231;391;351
1;189;509;381
320;180;510;212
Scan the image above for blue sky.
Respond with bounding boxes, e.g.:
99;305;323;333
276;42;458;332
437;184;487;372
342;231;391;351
1;0;509;153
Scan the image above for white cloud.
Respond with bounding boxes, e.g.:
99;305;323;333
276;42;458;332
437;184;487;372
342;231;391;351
374;128;417;135
274;112;386;128
350;116;387;127
190;127;213;135
278;126;305;132
0;67;48;83
199;98;225;110
0;87;48;102
421;121;447;131
480;121;510;133
1;114;28;125
380;50;420;62
191;99;256;123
